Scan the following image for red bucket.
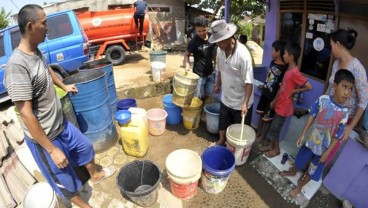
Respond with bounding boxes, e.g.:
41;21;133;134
169;179;198;200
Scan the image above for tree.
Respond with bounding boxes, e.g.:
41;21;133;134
0;7;11;30
186;0;265;24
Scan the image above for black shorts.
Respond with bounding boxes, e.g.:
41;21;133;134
218;102;253;131
256;94;272;114
266;113;287;141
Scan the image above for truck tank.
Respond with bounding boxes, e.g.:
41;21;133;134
77;8;149;43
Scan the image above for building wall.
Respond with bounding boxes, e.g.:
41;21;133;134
43;0;134;14
339;17;368;69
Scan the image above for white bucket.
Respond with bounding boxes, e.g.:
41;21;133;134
151;61;166;82
165;149;202;199
226;124;256;166
23;182;59;208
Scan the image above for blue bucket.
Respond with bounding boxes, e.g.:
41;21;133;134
201;146;235;194
163;94;181;125
117;98;137;110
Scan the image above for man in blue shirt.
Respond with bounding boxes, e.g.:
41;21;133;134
133;0;147;38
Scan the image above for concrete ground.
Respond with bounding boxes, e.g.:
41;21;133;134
3;51;342;208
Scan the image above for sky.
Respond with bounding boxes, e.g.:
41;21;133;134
2;0;62;15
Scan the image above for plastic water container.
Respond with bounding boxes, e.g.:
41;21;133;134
201;146;235;194
23;182;58;208
162;94;182;125
226;124;256;166
63;70;118;153
149;50;167;64
117;160;161;207
117;98;137;110
182;97;203;130
204;103;221;134
119;108;149;157
146;109;168;136
151;61;166;82
166;149;202;199
172;70;199;107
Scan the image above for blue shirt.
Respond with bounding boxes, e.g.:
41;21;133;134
134;1;147;15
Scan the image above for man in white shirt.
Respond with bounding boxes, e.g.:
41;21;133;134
210;20;254;146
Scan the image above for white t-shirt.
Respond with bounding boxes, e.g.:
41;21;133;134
216;40;254;110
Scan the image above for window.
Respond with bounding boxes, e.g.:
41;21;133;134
279;0;336;80
10;29;21;50
0;34;4;57
279;12;303;45
300;14;335;80
47;14;73;40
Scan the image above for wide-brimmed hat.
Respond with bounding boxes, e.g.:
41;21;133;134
208;19;237;43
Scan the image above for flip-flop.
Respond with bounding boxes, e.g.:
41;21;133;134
93;166;116;185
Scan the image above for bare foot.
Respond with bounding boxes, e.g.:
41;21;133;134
265;149;280;158
289;186;302;197
254;135;264;144
298;172;307;184
259;144;273;152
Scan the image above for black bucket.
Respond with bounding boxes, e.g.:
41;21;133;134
117;160;161;207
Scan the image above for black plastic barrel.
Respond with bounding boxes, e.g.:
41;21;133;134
63;70;118;153
80;59;118;116
117;160;161;207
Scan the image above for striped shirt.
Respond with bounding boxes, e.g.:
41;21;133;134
4;48;64;141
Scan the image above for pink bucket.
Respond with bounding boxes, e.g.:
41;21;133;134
146;108;168;136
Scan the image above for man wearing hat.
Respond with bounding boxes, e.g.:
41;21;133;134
210;20;254;146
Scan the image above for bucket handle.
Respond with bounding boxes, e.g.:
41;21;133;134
172;78;197;97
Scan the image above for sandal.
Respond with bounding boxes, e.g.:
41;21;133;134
93;166;116;185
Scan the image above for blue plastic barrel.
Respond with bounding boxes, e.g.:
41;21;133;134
80;59;118;116
201;146;235;194
64;70;118;153
162;94;181;125
117;98;137;110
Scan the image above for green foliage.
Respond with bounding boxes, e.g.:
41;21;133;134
237;22;253;39
188;0;265;24
0;7;11;30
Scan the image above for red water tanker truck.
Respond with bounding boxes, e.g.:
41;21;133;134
77;8;149;65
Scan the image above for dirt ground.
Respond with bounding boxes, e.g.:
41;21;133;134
1;51;341;208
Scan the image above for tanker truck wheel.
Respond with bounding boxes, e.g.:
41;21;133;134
106;45;126;66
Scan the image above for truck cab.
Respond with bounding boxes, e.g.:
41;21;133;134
0;10;89;103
